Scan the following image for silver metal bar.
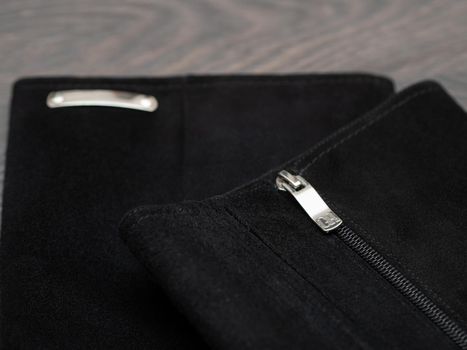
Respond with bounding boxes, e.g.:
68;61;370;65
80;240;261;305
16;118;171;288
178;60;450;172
46;90;158;112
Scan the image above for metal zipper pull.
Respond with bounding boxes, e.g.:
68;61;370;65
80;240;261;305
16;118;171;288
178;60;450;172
47;90;158;112
276;170;342;232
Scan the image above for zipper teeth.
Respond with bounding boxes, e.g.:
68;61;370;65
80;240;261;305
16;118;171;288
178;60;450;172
336;225;467;349
276;169;467;347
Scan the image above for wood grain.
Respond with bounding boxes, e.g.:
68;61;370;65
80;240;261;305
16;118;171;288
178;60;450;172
1;0;467;202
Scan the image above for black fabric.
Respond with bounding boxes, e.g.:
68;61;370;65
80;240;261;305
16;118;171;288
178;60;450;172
120;82;467;349
1;74;395;349
302;82;467;334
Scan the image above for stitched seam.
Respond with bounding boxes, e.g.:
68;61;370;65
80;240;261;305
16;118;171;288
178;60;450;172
216;204;368;349
203;206;334;310
126;206;188;233
210;86;441;204
296;87;439;174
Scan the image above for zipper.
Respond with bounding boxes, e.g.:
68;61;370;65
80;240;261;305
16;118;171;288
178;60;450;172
276;169;467;349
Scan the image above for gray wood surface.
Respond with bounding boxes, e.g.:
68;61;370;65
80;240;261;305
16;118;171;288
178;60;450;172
1;0;467;201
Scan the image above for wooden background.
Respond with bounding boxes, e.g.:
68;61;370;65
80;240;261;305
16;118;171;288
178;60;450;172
1;0;467;202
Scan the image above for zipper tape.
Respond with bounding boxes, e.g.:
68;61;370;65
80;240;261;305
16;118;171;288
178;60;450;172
276;169;467;349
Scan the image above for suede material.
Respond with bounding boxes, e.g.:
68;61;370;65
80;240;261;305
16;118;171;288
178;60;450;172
121;198;456;350
1;78;204;349
120;82;466;349
301;81;467;333
1;75;393;349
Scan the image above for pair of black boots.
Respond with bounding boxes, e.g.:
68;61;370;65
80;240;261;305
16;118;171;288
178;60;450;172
2;75;467;349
